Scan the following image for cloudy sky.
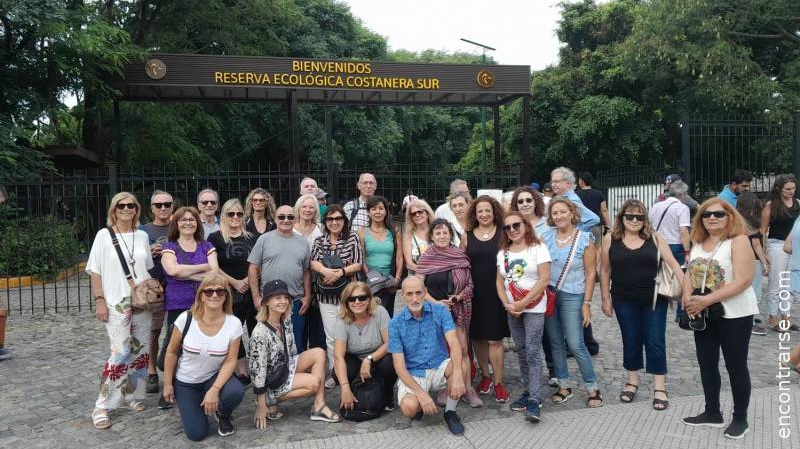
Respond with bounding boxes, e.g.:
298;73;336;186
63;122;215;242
342;0;567;70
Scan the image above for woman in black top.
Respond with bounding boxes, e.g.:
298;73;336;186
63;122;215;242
736;192;769;335
600;199;683;410
760;174;799;331
244;188;276;236
207;199;258;382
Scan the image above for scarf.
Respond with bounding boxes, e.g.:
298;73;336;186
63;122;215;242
415;245;473;302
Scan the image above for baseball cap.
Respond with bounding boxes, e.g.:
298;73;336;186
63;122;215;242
315;189;328;199
530;182;540;191
665;174;681;184
262;279;290;300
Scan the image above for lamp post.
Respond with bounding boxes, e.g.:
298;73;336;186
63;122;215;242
460;38;495;187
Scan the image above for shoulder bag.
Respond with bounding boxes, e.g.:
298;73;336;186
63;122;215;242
652;234;683;307
156;312;193;372
315;244;349;296
107;227;164;312
340;374;385;422
263;321;291;389
679;241;726;331
544;231;581;317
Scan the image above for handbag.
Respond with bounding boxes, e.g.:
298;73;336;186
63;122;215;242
315;246;349;295
107;227;164;312
263;321;291;389
679;241;726;331
156;312;193;372
652;234;683;306
366;269;396;295
504;250;542;311
340;375;385;422
545;231;581;317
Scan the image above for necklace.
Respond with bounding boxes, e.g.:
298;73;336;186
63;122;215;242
556;231;575;245
114;226;137;278
477;225;496;240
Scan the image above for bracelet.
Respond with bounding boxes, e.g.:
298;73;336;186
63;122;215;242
583;301;592;304
210;385;221;391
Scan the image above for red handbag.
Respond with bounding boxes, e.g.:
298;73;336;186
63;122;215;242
504;250;545;311
546;230;581;317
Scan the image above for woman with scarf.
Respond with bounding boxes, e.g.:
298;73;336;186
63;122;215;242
416;218;483;408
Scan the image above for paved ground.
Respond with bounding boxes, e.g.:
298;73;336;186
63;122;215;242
1;288;799;448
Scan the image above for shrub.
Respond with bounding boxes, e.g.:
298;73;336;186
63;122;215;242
0;215;80;279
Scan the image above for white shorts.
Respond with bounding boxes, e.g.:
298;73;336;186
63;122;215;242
397;358;451;404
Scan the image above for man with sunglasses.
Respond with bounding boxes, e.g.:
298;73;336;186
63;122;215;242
140;189;174;393
197;188;220;238
248;205;312;353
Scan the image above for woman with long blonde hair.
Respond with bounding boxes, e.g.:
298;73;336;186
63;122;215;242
245;188;276;236
403;198;434;274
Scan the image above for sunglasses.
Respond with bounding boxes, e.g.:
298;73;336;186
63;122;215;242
226;211;244;218
201;288;227;297
411;210;427;217
516;197;534;205
623;214;645;222
151;202;172;209
325;216;344;223
503;222;523;232
276;214;295;221
115;203;137;210
347;295;370;303
701;210;727;219
251;198;267;203
200;200;217;206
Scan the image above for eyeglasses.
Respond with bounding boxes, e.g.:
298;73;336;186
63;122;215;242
325;216;344;223
115;203;137;210
503;222;523;232
411;210;427;217
516;197;534;205
252;198;267;204
347;295;370;303
201;288;227;297
151;202;172;209
276;214;295;221
200;200;217;206
178;218;196;223
623;214;645;222
226;211;244;218
701;210;727;219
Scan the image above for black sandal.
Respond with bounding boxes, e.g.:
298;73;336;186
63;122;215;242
587;390;604;408
652;389;669;411
619;383;638;403
551;388;573;404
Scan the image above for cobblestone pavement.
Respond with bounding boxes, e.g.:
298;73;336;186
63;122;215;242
1;290;799;448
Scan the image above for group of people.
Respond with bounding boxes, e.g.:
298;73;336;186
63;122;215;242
83;168;800;441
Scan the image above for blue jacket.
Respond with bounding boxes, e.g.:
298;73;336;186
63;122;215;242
564;189;601;232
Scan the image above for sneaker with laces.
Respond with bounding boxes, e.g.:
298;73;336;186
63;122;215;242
476;376;493;394
443;410;464;435
494;384;510;403
724;417;749;439
215;412;235;436
0;348;12;361
683;411;724;427
461;389;483;408
157;395;174;410
751;324;767;336
510;391;529;411
146;374;159;394
525;400;541;422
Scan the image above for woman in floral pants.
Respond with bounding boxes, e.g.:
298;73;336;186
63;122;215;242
86;192;155;429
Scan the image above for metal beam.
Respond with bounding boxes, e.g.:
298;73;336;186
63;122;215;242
494;105;501;186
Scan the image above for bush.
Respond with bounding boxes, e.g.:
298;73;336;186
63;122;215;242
0;215;80;279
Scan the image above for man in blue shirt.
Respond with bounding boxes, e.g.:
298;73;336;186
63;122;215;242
719;169;753;207
389;276;467;434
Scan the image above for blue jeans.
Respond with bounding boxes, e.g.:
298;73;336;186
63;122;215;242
545;292;598;391
292;298;306;353
612;296;668;375
669;244;686;318
174;374;245;441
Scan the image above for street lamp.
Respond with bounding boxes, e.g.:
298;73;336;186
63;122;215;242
460;38;495;187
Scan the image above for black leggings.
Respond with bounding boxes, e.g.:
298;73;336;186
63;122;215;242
231;293;257;360
337;353;397;407
694;315;753;418
378;290;396;318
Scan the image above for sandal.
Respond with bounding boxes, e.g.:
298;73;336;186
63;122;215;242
652;389;669;411
122;400;146;412
91;408;111;430
587;390;604;408
619;383;638;403
551;388;573;404
310;404;341;423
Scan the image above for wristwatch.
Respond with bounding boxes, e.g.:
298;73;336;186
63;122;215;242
366;355;374;363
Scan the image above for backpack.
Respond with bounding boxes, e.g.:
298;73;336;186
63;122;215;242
340;375;385;422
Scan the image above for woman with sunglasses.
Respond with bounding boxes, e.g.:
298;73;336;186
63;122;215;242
245;188;277;237
463;195;510;403
416;218;482;408
87;192;155;429
681;199;757;439
760;174;800;331
162;273;245;441
250;279;341;428
599;200;682;411
311;205;364;386
208;199;258;385
357;196;403;317
333;282;397;411
510;186;548;238
496;211;551;422
541;197;603;408
403;198;435;274
159;206;219;409
448;192;472;247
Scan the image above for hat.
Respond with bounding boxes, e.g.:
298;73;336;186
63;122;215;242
530;182;540;191
402;194;419;208
261;279;290;300
315;189;328;199
665;174;681;184
542;182;553;191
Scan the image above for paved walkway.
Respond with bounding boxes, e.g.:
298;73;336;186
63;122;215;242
1;294;799;448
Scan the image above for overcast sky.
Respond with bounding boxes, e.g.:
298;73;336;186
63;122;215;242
341;0;566;70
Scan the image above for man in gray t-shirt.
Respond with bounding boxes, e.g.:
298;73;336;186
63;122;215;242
248;205;312;352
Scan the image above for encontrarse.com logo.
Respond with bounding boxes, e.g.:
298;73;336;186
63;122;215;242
776;271;793;439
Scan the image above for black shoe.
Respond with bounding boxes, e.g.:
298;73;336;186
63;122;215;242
724;417;749;439
157;395;174;410
237;374;251;387
146;374;159;394
683;412;724;428
412;411;424;421
443;410;464;435
215;412;235;437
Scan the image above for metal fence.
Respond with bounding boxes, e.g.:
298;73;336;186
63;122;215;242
0;163;521;314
